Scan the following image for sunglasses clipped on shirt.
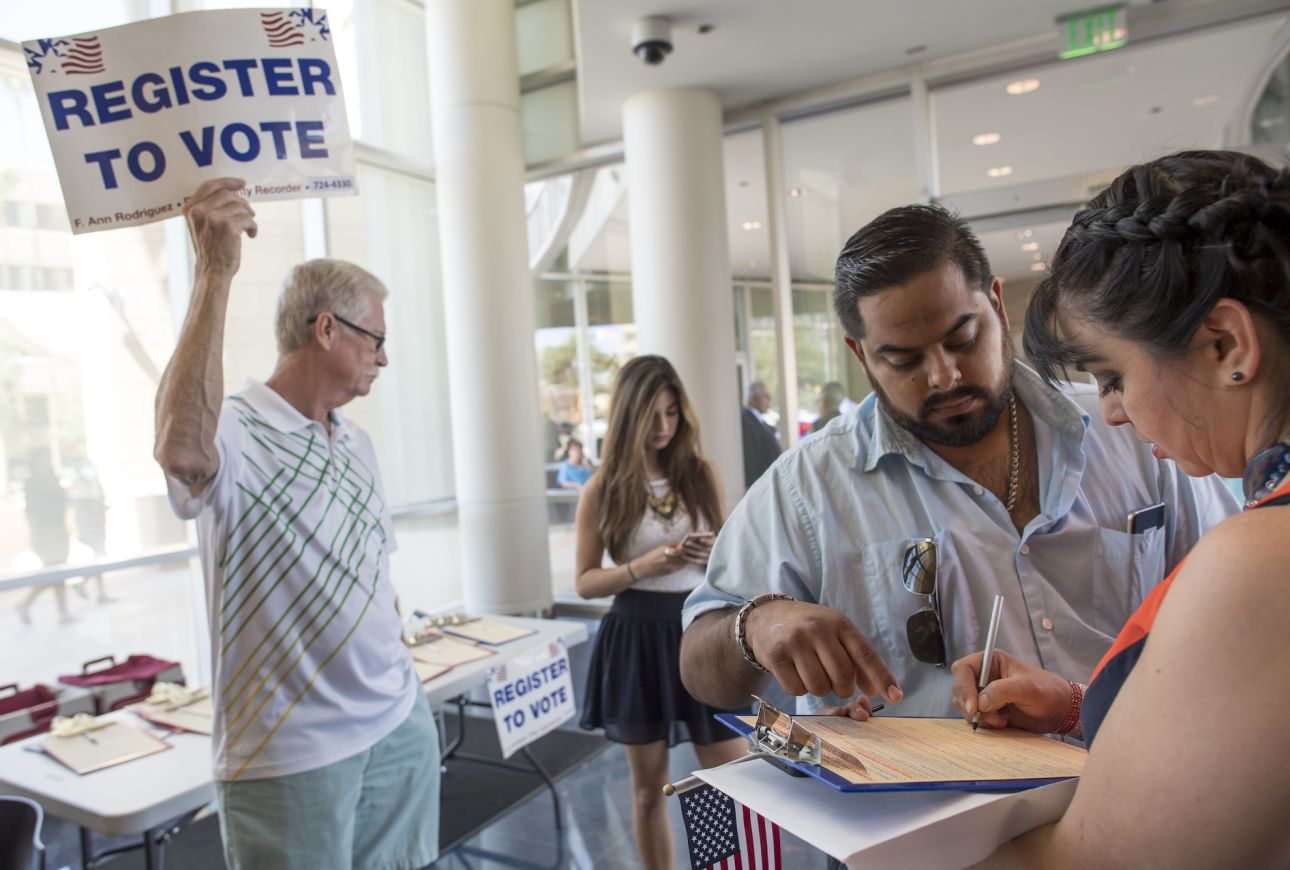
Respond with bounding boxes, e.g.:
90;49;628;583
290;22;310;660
902;538;947;666
308;312;386;353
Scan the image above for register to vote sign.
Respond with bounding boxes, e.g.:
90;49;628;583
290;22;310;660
23;8;357;234
488;640;576;759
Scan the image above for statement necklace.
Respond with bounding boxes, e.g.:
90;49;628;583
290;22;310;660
1004;395;1020;514
646;484;679;521
1242;441;1290;507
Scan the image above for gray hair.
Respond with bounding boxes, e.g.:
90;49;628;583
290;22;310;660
274;258;389;354
745;380;768;402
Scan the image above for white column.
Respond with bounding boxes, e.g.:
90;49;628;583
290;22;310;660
623;89;742;506
427;0;551;613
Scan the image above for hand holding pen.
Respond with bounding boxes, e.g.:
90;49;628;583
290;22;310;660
950;624;1079;733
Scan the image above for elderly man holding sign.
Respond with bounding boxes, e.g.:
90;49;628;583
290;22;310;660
154;178;438;870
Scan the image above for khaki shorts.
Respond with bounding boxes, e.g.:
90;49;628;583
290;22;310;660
217;691;439;870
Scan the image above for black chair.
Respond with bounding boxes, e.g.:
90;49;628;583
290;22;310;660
0;795;46;870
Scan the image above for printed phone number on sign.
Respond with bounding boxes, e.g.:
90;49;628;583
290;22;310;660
305;176;355;191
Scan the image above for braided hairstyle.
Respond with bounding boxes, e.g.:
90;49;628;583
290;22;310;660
1025;150;1290;385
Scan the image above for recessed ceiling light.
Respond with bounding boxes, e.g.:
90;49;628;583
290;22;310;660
1030;262;1047;272
986;165;1014;178
1005;78;1041;96
1016;228;1034;239
1021;241;1039;252
741;221;762;231
1192;95;1220;107
972;132;1002;146
788;187;802;197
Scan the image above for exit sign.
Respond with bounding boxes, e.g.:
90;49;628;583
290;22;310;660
1058;6;1128;59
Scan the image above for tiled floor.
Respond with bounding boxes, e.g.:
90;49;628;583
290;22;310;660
433;732;828;870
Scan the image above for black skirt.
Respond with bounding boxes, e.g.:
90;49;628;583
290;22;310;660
579;588;748;746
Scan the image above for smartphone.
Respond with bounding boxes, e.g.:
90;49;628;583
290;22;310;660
679;531;716;548
1127;502;1165;534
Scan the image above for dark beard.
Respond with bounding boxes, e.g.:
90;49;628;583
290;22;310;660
872;334;1015;448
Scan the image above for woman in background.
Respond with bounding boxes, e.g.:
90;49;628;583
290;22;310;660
555;438;594;491
575;355;745;869
953;150;1290;866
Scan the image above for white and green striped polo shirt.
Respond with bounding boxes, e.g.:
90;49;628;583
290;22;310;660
166;380;416;781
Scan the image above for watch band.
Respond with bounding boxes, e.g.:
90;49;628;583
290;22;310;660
734;593;793;672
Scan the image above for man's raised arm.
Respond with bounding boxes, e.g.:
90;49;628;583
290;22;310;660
154;178;257;495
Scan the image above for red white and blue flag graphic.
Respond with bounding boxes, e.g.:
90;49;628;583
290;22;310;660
261;12;304;46
61;37;104;74
25;36;104;75
261;10;330;47
679;782;782;870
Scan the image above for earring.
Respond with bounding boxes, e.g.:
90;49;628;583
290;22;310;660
1231;372;1245;382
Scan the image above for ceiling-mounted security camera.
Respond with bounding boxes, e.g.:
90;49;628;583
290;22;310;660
631;16;673;66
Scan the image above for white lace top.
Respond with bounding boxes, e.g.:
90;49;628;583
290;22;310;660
623;479;710;593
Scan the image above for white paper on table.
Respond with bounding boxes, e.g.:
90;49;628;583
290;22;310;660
696;756;1077;869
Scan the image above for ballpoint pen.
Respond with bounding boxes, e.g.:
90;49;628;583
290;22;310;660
972;593;1005;733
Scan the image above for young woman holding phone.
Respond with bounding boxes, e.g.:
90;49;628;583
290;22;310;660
575;355;745;869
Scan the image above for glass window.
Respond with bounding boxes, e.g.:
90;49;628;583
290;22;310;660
328;0;433;158
1252;48;1290;145
516;0;573;76
780;98;921;282
325;165;453;508
0;1;143;41
521;80;580;166
0;39;202;687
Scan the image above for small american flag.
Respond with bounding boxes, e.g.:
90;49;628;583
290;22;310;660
62;37;104;74
679;781;781;870
261;12;304;46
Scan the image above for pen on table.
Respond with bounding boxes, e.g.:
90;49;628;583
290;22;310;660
971;593;1005;733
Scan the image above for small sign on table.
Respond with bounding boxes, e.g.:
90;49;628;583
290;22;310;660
486;640;576;759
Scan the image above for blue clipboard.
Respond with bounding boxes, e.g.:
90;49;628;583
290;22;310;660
716;712;1079;794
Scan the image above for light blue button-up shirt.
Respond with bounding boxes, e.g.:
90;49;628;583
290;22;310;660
683;364;1238;716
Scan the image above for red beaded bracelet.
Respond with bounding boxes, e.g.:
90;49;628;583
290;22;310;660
1055;681;1085;737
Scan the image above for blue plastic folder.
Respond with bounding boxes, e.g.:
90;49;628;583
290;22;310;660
716;712;1084;794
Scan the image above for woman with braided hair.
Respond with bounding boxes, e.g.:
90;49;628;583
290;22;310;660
573;355;746;869
951;150;1290;867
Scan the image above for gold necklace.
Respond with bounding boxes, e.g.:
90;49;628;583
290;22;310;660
1004;395;1019;514
646;485;678;520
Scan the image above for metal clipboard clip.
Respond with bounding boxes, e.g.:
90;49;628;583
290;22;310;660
663;696;869;797
749;695;868;778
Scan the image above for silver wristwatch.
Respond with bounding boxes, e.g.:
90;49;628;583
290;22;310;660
733;593;793;672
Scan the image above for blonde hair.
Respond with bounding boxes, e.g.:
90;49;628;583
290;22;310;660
274;259;388;354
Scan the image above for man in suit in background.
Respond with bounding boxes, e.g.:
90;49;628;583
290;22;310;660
741;380;781;489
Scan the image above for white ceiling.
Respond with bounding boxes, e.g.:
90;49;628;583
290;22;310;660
575;0;1124;145
564;6;1289;285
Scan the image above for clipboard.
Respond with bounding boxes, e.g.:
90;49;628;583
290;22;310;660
409;633;496;666
717;697;1085;794
129;692;214;735
41;719;172;775
413;660;452;683
436;618;536;646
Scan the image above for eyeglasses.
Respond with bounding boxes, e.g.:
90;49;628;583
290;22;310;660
308;312;386;353
902;538;946;666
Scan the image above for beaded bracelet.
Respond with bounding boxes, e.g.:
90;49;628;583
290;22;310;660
1055;681;1086;738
